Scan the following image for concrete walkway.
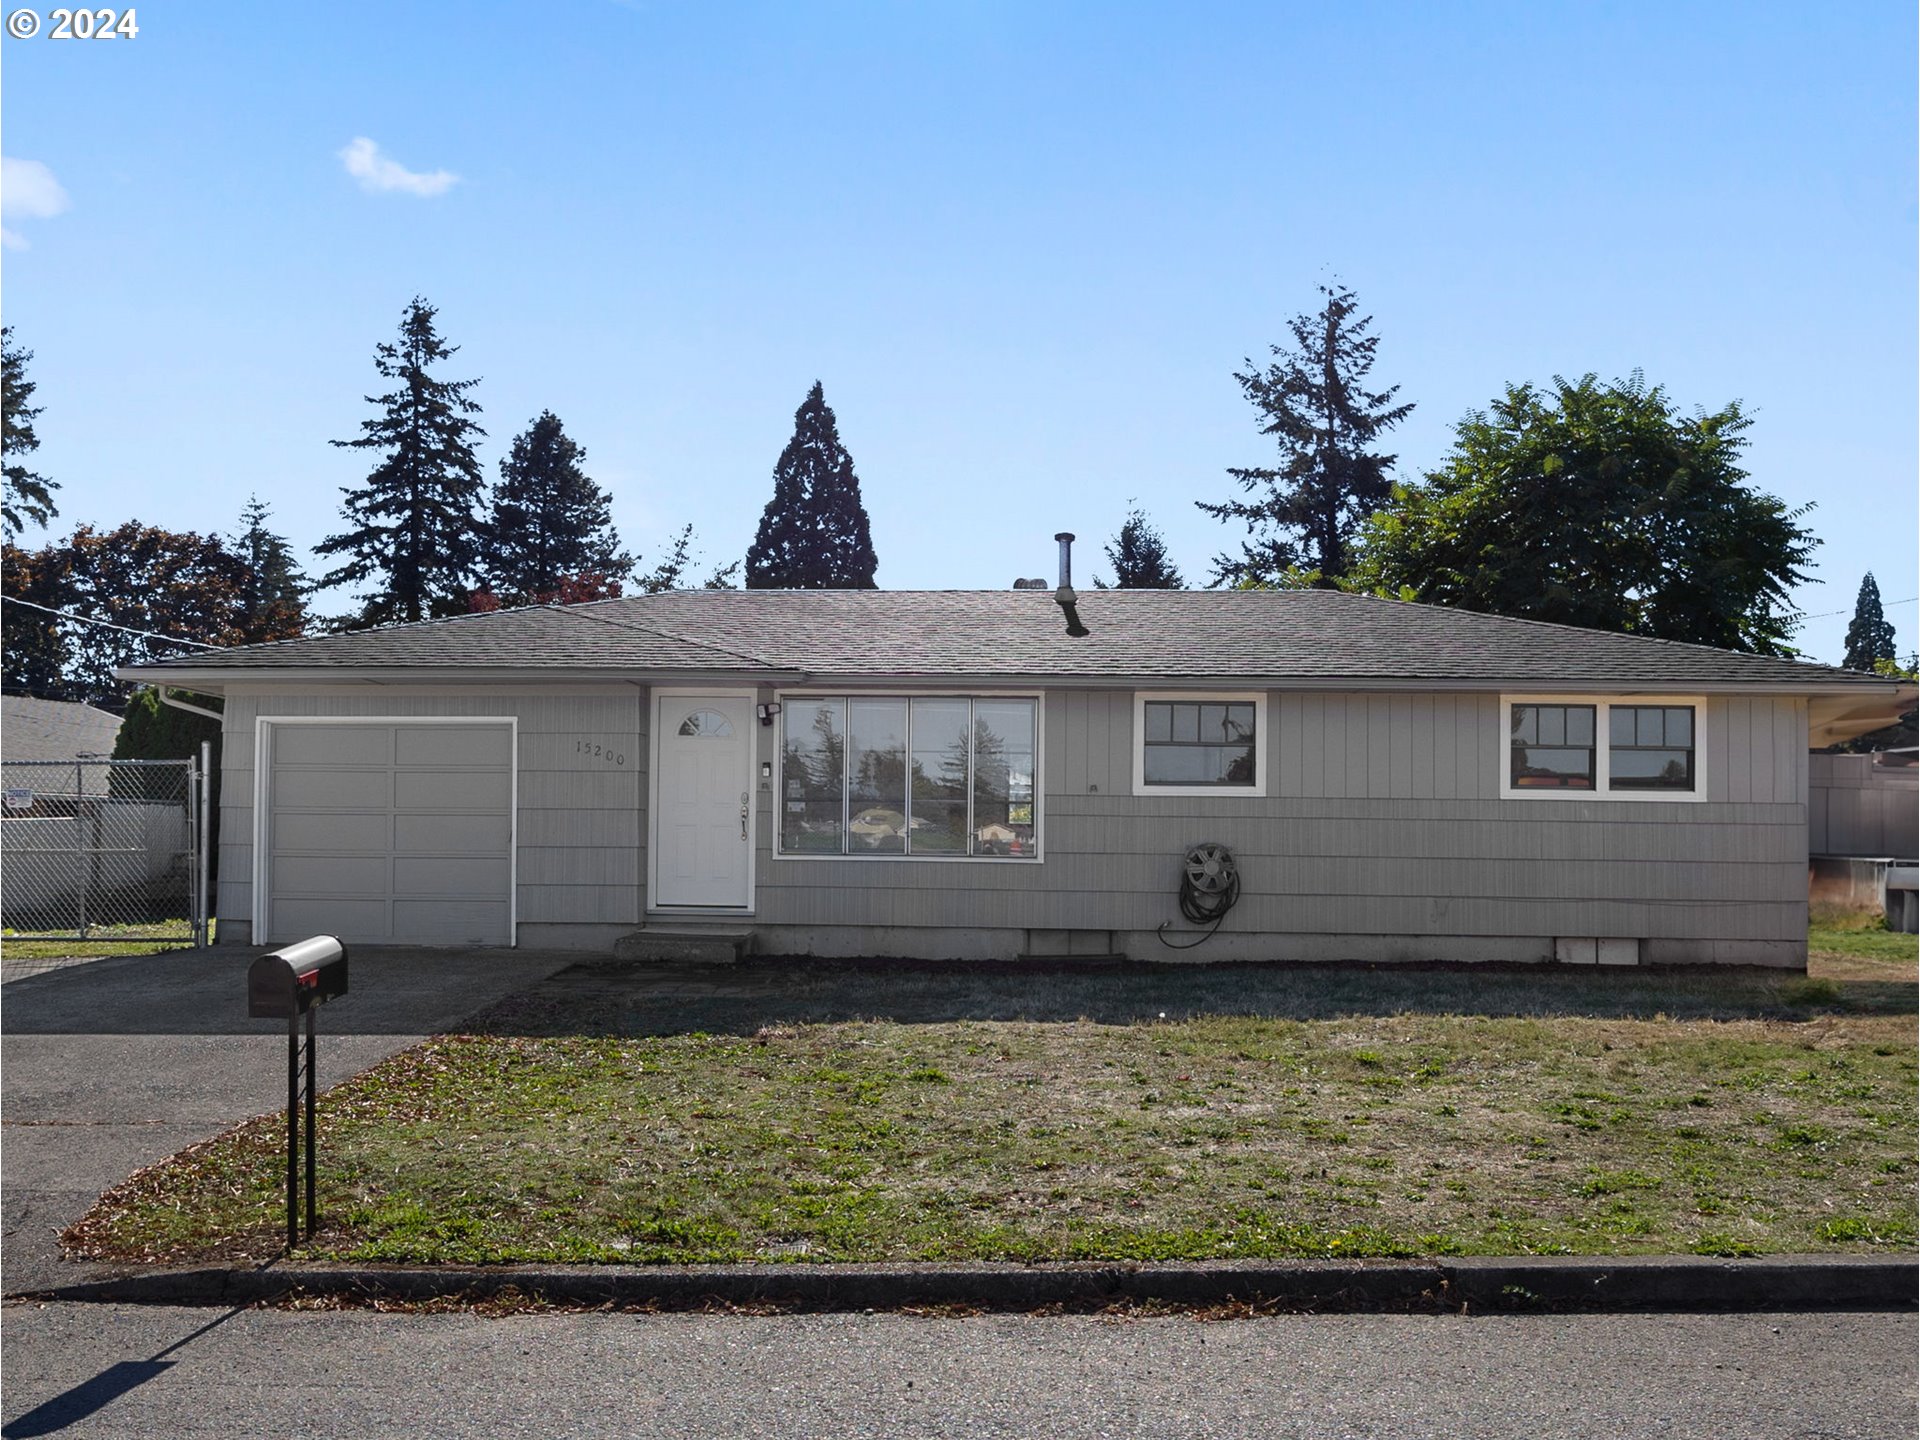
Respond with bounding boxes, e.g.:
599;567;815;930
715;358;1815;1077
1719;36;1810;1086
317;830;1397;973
1;946;575;1296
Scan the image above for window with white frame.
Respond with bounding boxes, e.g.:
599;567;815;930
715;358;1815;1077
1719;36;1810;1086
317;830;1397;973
1132;692;1267;796
778;696;1039;859
1501;696;1704;799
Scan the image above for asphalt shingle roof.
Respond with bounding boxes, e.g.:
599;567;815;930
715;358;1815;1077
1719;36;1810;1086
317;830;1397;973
1;696;123;763
123;589;1889;690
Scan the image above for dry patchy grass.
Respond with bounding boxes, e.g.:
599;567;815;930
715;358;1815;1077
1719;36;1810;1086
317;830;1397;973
68;998;1916;1269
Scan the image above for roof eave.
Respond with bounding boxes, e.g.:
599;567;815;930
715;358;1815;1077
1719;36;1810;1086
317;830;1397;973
113;665;1915;697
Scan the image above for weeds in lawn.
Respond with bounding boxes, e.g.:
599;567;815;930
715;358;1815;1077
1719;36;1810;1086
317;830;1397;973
67;998;1917;1269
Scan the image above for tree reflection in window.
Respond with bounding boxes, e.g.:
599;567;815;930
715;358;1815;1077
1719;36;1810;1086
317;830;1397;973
677;710;735;738
779;697;1037;858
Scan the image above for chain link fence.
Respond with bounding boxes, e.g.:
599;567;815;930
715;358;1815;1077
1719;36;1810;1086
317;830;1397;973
1;757;206;942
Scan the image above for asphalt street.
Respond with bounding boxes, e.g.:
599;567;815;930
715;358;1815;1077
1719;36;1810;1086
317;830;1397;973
2;1304;1914;1439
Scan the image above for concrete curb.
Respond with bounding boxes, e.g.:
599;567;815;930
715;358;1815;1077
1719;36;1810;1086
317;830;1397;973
22;1255;1917;1313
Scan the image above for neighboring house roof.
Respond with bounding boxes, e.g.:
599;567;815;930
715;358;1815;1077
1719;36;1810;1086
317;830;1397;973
1;695;123;764
120;588;1904;694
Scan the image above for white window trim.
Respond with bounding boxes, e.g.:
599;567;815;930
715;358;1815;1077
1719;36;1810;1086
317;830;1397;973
647;687;758;914
771;689;1046;863
1131;690;1269;798
251;714;520;946
1499;694;1709;802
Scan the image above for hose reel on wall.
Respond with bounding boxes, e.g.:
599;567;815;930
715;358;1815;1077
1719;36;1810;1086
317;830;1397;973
1155;841;1240;950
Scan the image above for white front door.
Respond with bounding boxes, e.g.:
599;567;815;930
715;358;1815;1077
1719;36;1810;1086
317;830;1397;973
653;694;753;908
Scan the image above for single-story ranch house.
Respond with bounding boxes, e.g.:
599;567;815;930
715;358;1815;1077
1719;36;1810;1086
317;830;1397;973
121;582;1914;968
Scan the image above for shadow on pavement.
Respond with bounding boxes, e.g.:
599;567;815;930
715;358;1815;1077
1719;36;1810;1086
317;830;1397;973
1;1307;244;1438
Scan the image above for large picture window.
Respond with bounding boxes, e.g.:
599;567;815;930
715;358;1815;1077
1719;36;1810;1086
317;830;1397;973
1500;696;1704;800
779;696;1039;859
1131;692;1267;796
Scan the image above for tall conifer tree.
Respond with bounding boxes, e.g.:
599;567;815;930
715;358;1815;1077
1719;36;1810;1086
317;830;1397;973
317;298;487;625
481;410;633;600
230;496;309;643
745;382;878;589
1843;572;1897;673
1095;506;1184;588
2;327;59;537
1200;284;1411;587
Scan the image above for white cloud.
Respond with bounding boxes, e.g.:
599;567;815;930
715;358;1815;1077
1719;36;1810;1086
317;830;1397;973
2;157;71;249
337;137;458;198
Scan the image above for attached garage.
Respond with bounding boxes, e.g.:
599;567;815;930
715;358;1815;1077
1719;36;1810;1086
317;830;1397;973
255;718;515;946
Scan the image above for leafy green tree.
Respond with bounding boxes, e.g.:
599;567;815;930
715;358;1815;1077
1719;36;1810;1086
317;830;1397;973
1351;373;1817;656
1842;572;1897;673
2;327;59;537
1200;285;1411;587
317;298;487;625
1094;506;1183;588
2;523;250;706
230;496;309;643
746;382;878;589
481;410;633;601
112;686;221;763
111;687;224;886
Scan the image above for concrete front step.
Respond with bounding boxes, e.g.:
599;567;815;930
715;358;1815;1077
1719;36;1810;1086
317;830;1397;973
611;928;753;966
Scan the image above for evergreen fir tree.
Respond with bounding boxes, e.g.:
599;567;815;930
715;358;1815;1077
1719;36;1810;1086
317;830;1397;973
1199;284;1411;587
316;298;487;625
1;540;72;700
636;523;741;593
745;382;878;589
1843;572;1897;673
230;496;309;643
1095;506;1184;588
2;327;59;537
481;410;633;601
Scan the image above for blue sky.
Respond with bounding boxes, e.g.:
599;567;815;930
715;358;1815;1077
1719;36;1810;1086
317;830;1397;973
4;1;1913;662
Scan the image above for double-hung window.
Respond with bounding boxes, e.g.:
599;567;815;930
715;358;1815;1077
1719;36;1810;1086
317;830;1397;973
778;696;1040;859
1501;696;1705;800
1132;692;1267;796
1607;705;1696;791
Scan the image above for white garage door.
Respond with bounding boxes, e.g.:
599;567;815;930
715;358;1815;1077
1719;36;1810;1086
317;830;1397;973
263;721;514;946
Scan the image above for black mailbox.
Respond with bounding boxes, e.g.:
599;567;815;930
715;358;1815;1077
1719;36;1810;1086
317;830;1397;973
248;936;349;1018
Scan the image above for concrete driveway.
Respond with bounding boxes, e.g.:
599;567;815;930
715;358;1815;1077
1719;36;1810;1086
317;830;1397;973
1;946;575;1296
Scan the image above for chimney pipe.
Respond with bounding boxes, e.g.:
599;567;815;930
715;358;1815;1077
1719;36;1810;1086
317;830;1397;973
1052;532;1090;638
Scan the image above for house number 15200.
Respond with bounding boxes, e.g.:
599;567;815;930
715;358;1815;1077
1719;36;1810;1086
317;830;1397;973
576;740;626;766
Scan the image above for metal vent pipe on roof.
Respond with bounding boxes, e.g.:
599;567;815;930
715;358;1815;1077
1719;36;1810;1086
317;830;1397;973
1053;532;1090;638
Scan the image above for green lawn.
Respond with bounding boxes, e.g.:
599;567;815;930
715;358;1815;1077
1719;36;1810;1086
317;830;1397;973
1809;917;1919;968
1;919;203;962
68;957;1916;1269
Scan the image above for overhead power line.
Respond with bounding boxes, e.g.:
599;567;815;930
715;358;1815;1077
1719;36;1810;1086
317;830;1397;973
1788;596;1917;622
2;596;220;649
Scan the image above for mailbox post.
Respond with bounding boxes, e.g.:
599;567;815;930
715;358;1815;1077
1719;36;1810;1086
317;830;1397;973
248;936;348;1248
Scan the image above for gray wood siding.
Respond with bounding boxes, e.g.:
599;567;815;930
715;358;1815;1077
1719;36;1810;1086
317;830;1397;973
218;687;647;936
753;691;1810;943
218;684;1810;949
